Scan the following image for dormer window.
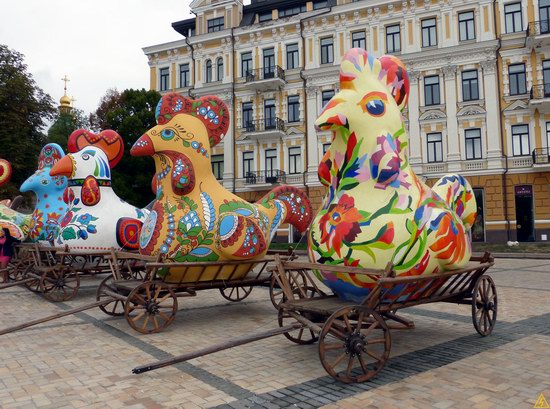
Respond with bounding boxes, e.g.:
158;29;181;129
259;11;272;22
278;5;306;18
207;17;224;33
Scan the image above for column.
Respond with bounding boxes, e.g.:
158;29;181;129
407;71;422;174
443;65;461;170
481;59;503;169
221;93;235;190
305;86;320;185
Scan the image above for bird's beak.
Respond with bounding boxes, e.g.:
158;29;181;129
131;134;155;157
50;155;74;177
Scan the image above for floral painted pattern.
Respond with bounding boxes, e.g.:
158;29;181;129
309;49;477;302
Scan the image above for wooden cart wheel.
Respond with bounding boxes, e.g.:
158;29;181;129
472;275;497;336
23;266;42;293
278;307;319;345
96;275;125;317
8;257;32;282
124;281;178;334
319;306;391;383
41;266;80;302
219;286;253;302
269;269;309;308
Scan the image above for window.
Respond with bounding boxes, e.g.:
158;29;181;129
287;95;300;122
241;52;252;77
547;121;550;148
258;11;272;23
320;37;334;65
322;143;331;155
179;64;190;88
243;151;254;178
159;67;169;91
422;18;437;47
216;58;223;81
541;0;550;34
313;0;328;10
288;147;301;174
543;60;550;96
511;124;530;156
264;99;276;129
242;102;253;130
459;11;475;41
386;24;401;53
462;70;479;101
207;17;224;32
211;155;224;180
504;3;522;33
263;48;275;78
205;60;212;83
321;90;335;109
424;75;440;106
508;63;527;95
427;133;443;162
278;5;306;17
265;149;277;175
286;43;299;69
465;128;482;159
352;31;366;49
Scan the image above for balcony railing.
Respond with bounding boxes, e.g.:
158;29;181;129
533;147;550;165
242;118;285;133
528;20;550;36
244;170;286;185
530;84;550;100
244;66;285;82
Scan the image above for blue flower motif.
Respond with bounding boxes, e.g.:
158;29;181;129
77;213;92;225
87;225;97;234
78;230;89;240
198;107;208;116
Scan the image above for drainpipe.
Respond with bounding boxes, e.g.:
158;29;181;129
231;27;237;194
493;0;510;242
299;4;333;195
186;11;197;98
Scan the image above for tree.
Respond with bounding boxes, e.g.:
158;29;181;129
90;88;160;208
0;44;56;199
48;108;89;152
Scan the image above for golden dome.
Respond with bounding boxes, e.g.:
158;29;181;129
60;94;71;106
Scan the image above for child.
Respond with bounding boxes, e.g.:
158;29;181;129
0;228;17;282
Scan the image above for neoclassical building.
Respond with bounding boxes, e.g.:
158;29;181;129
143;0;550;242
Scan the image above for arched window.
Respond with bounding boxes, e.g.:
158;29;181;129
205;59;212;83
217;58;224;81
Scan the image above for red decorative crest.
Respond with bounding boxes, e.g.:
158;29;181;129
68;129;124;168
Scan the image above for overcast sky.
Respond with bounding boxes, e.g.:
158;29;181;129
1;0;192;116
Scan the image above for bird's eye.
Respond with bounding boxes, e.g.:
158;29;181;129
366;99;385;117
161;129;175;141
41;179;49;185
82;154;90;161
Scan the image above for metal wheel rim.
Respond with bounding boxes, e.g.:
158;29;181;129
319;306;391;383
124;282;178;334
472;275;497;336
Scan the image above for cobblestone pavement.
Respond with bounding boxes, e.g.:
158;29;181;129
0;258;549;408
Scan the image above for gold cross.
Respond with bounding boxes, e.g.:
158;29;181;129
61;75;70;95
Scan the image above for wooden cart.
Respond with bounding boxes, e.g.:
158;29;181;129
133;253;496;383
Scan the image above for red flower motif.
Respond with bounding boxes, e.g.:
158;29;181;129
60;211;73;228
319;194;363;257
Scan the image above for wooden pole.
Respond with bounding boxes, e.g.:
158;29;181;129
0;277;35;290
0;298;114;336
132;323;303;374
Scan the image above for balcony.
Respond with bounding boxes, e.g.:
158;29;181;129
244;66;286;91
461;159;487;171
422;162;448;174
533;147;550;166
529;84;550;113
507;156;533;169
240;118;286;140
526;20;550;48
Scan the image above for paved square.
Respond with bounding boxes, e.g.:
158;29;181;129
0;257;549;408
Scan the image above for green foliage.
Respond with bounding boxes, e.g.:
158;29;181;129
90;88;161;208
47;108;88;151
0;44;56;200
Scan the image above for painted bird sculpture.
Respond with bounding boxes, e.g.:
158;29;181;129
20;143;68;244
131;93;312;282
50;145;148;251
309;49;477;301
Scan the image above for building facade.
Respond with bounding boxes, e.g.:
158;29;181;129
143;0;550;242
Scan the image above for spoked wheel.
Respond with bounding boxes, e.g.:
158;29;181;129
319;306;391;383
269;269;308;308
219;286;253;302
472;275;497;336
96;275;125;317
8;259;33;282
125;281;178;334
23;266;43;293
41;267;80;302
278;308;319;345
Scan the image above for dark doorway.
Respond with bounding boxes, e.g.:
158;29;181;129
472;188;485;242
515;185;535;242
